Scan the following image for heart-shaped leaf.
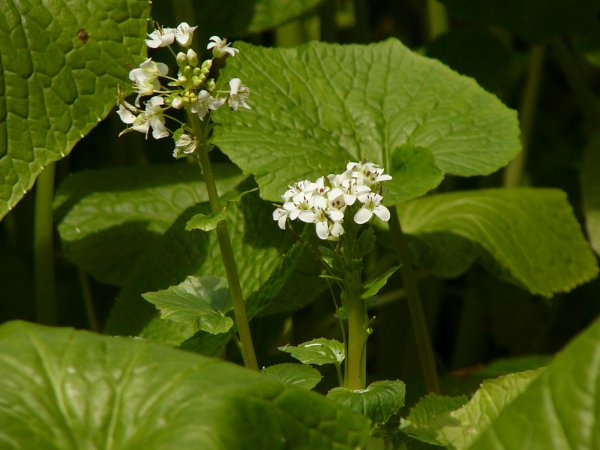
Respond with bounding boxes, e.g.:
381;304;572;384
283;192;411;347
214;39;520;204
400;188;599;296
0;0;151;219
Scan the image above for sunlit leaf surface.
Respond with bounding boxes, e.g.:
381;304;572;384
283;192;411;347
0;0;151;219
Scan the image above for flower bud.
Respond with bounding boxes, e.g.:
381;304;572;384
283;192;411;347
186;49;198;66
176;52;187;66
191;75;203;88
178;75;187;84
171;96;183;109
206;79;216;91
201;59;212;71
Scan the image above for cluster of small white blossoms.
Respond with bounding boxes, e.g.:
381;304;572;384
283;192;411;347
116;22;250;158
273;162;393;240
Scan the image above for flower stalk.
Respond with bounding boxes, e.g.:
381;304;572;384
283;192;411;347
340;228;369;390
389;207;441;393
117;22;258;370
188;111;259;371
273;162;393;389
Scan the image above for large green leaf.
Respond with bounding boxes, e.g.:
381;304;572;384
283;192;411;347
213;40;519;204
55;164;245;286
56;165;299;347
438;0;600;42
582;133;600;255
401;371;541;449
468;316;600;450
0;0;151;219
0;321;369;450
399;188;599;296
400;394;469;445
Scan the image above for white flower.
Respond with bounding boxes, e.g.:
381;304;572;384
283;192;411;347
354;193;390;224
273;162;391;240
284;192;315;223
173;133;197;158
175;22;197;47
190;90;225;120
123;96;168;139
347;161;392;186
314;208;345;240
273;208;288;230
207;36;239;58
116;100;139;125
283;180;317;201
227;78;251;110
145;26;176;48
129;58;169;104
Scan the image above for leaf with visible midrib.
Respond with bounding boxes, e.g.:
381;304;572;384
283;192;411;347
0;0;151;220
399;188;598;296
214;39;520;204
0;321;370;450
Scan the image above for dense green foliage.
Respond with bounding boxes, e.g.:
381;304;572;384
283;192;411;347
1;0;599;449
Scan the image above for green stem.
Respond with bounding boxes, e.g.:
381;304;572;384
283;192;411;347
341;226;369;390
550;38;600;128
504;45;545;187
79;269;100;332
34;162;57;325
389;206;441;393
426;0;449;42
187;111;259;371
344;291;369;389
334;362;344;387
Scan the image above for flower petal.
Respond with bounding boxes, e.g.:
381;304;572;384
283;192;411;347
354;208;373;224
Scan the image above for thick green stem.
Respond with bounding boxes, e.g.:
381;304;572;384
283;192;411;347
550;38;600;129
504;45;545;187
426;0;449;42
187;112;259;371
389;207;441;393
344;291;369;390
34;163;57;325
340;225;369;390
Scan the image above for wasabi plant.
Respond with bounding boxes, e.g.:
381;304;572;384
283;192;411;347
273;162;393;389
1;3;599;449
117;22;258;370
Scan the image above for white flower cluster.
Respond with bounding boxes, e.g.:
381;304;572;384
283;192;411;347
117;23;250;158
273;162;393;240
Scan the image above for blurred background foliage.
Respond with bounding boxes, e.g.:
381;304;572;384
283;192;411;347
2;0;599;402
